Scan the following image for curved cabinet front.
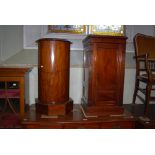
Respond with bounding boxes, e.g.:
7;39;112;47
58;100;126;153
36;38;73;116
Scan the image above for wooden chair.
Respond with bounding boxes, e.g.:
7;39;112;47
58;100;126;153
132;33;155;116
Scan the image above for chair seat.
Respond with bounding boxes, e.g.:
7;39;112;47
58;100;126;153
137;74;155;83
0;89;20;98
0;89;20;114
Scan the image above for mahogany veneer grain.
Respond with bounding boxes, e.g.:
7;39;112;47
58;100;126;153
82;35;127;116
36;38;73;116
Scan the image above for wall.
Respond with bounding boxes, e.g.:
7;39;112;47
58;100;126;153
1;25;155;105
0;25;23;63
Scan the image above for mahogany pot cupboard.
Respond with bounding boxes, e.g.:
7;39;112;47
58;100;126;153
81;35;127;116
36;38;73;116
22;35;135;129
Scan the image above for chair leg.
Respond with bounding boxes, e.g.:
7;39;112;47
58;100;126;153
144;83;152;116
132;79;139;104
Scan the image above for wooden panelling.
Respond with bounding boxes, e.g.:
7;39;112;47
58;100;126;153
82;35;127;115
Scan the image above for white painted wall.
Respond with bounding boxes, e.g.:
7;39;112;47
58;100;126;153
0;25;23;63
123;69;136;104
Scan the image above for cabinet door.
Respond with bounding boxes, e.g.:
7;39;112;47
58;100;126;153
38;40;70;103
93;43;125;106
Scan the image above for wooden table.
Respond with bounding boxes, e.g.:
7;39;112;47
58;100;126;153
0;67;31;118
22;104;135;129
22;104;155;129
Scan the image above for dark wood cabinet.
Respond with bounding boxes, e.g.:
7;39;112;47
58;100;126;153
81;35;127;116
0;67;31;118
36;38;73;116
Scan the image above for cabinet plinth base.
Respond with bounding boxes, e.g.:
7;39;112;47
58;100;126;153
36;98;73;116
81;99;124;117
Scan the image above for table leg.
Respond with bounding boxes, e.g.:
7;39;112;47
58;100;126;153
19;78;25;118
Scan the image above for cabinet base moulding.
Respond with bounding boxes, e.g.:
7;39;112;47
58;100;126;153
81;99;124;116
36;98;73;116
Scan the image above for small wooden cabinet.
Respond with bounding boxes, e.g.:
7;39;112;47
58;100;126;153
0;67;31;118
36;38;73;116
81;35;127;116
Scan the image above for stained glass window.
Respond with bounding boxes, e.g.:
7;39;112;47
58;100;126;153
89;25;124;36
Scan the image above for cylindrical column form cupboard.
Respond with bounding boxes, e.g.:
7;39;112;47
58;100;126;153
36;38;73;116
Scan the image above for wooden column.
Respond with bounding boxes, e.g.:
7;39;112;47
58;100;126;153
36;38;73;116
